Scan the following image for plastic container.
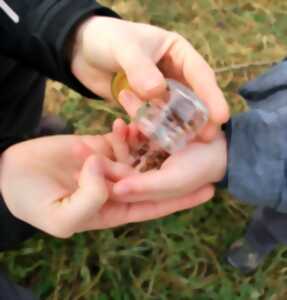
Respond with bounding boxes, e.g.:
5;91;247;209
112;73;208;154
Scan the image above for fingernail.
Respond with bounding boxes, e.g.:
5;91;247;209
119;89;134;103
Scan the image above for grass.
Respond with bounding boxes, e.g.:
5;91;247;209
2;0;287;299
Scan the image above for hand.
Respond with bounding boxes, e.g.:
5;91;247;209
104;118;143;165
113;133;227;203
0;133;213;237
71;17;229;140
0;134;129;237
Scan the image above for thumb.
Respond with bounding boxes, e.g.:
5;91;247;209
59;156;108;230
116;46;166;99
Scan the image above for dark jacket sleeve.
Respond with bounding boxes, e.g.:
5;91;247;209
0;0;119;98
217;59;287;213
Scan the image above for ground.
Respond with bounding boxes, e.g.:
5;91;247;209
2;1;287;299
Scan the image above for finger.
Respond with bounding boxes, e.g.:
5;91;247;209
113;166;194;201
126;185;215;223
118;89;143;118
105;119;132;164
55;156;108;232
53;156;135;236
128;122;142;150
81;135;113;160
179;39;229;124
113;146;213;202
105;132;131;164
198;122;219;142
101;156;138;181
113;118;128;140
85;185;214;230
116;46;166;99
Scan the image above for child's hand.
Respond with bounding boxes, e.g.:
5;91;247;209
113;133;227;203
71;17;229;141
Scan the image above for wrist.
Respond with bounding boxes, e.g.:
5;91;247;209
67;5;121;69
67;16;95;69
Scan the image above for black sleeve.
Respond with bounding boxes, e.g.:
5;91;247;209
0;0;119;98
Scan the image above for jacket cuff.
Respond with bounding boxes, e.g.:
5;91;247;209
216;120;231;189
36;1;120;98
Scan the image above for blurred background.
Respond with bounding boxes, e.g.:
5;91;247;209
3;1;287;299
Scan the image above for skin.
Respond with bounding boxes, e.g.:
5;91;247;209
0;122;214;238
112;103;228;203
113;135;227;203
71;16;229;141
71;15;229;206
0;16;229;237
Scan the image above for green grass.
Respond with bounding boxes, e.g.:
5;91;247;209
2;1;287;299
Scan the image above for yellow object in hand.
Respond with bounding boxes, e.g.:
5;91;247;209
111;72;130;101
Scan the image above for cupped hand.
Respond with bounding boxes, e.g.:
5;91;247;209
113;132;227;203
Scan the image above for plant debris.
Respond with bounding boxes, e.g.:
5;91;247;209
132;143;170;172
